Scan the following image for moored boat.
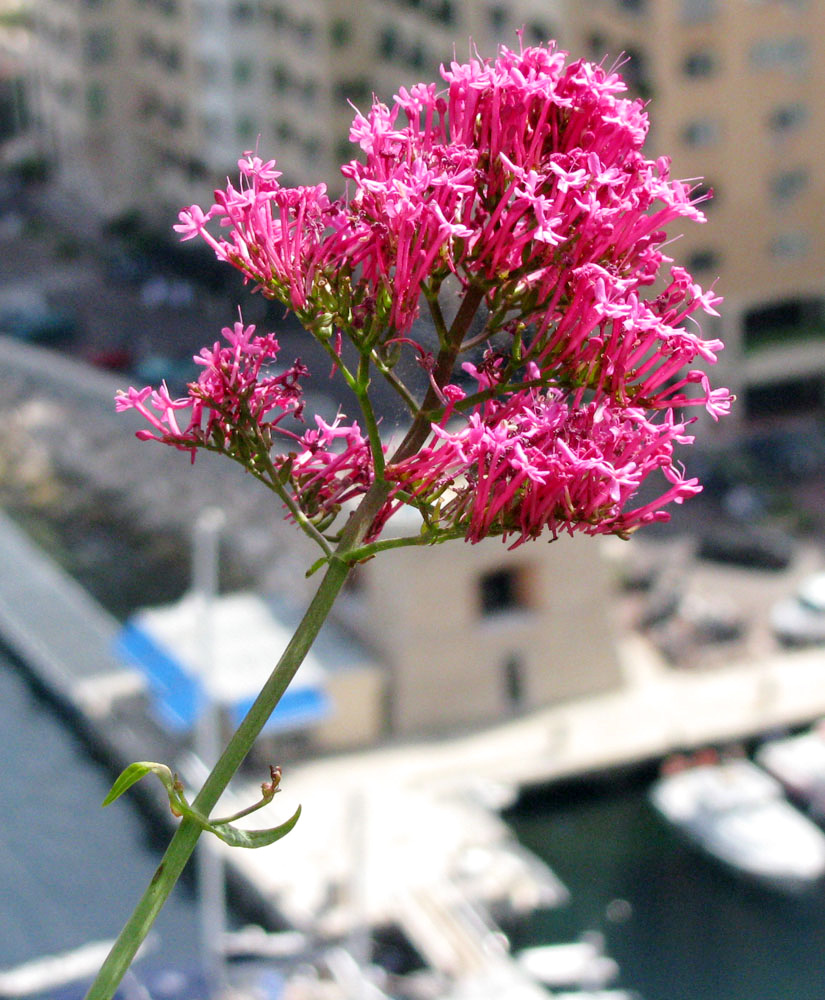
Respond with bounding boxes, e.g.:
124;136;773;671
515;932;619;990
755;724;825;820
650;754;825;893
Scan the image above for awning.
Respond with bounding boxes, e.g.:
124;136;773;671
115;592;331;734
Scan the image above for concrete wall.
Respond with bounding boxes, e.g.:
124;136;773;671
341;532;622;737
313;663;386;751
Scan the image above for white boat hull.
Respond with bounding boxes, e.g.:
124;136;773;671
650;757;825;893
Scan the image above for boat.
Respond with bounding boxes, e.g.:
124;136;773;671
650;754;825;893
770;571;825;645
755;724;825;819
515;932;619;990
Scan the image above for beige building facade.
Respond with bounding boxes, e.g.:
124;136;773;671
28;1;569;217
337;531;622;738
565;0;825;433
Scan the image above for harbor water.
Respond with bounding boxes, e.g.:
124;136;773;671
8;629;825;1000
508;772;825;1000
0;648;201;980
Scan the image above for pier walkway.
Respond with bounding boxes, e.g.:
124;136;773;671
0;509;145;719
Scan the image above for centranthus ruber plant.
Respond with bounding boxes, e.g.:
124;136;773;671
92;38;731;999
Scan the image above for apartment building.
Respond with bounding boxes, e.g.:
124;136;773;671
28;0;825;430
565;0;825;432
29;1;568;214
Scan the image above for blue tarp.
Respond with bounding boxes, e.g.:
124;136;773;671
115;598;331;735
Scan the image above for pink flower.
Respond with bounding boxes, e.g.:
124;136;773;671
121;39;731;547
116;322;306;457
385;372;704;547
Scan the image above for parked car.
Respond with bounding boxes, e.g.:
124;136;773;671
771;572;825;646
131;354;199;395
0;299;78;345
696;523;794;571
103;248;153;285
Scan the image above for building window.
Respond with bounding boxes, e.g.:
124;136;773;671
297;20;315;46
681;0;717;21
335;77;371;105
503;655;525;710
271;65;288;94
236;115;257;143
378;26;398;59
434;0;455;24
527;21;554;44
301;79;318;104
479;568;529;616
231;2;255;23
84;28;115;65
408;41;426;70
85;82;107;120
744;298;825;351
586;32;609;60
489;5;506;32
623;48;652;97
57;80;77;106
745;376;823;420
768;102;809;133
693;182;716;208
687;249;721;273
617;0;646;11
683;50;718;77
750;37;808;73
770;232;809;259
233;58;254;85
164;45;182;73
682;118;720;146
164;103;184;129
330;19;351;47
770;168;809;202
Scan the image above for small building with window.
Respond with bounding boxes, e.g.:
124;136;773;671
337;527;622;737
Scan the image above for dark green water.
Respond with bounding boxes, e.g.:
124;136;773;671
507;774;825;1000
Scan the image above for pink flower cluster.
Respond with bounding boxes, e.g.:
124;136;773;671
116;322;374;524
388;364;700;544
120;39;731;547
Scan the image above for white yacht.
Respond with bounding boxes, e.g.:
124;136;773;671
515;932;619;990
650;755;825;893
755;724;825;819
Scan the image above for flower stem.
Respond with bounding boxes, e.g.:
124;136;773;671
86;286;489;1000
84;537;358;1000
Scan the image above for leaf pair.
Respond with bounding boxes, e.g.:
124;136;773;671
103;761;301;848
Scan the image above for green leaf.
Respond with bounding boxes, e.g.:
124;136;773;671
102;761;176;807
207;804;302;849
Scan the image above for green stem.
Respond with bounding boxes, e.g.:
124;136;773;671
370;354;420;416
83;481;391;1000
85;283;489;1000
253;443;335;558
355;354;386;480
345;525;470;562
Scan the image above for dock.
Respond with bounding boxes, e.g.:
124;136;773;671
5;506;825;994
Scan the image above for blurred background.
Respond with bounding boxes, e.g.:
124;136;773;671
1;2;825;999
